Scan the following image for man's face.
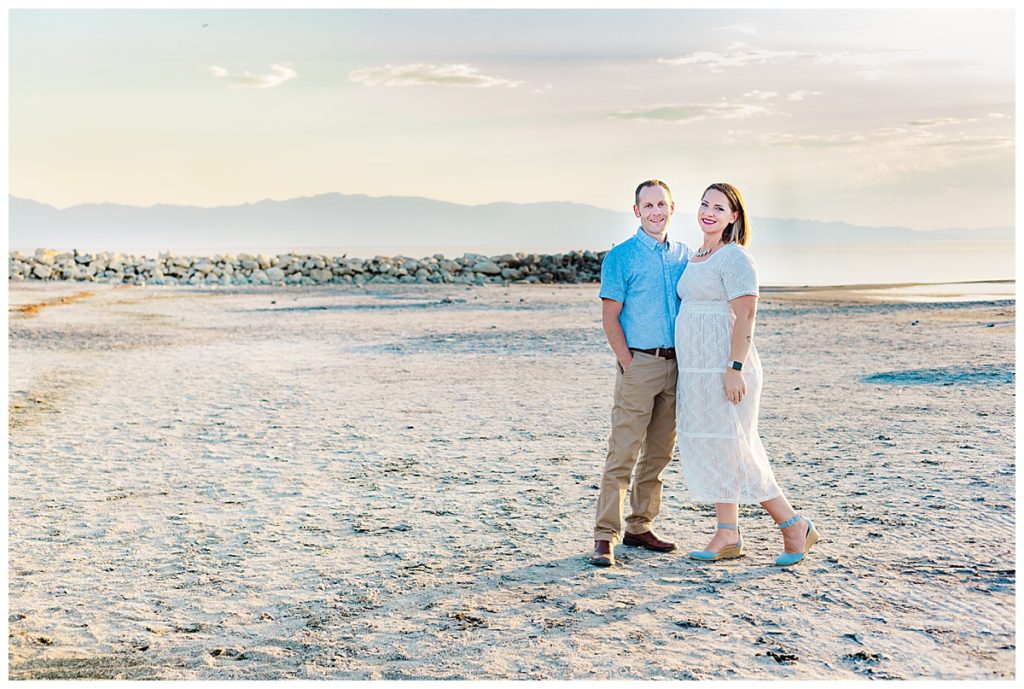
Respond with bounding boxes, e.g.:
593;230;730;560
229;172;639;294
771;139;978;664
633;185;675;237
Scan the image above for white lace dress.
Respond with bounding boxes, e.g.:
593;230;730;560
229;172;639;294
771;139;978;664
674;243;782;504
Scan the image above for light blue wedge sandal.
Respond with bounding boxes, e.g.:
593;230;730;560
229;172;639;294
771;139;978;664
689;522;744;561
774;514;819;567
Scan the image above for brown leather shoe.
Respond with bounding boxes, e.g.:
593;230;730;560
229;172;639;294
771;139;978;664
622;530;677;552
589;540;615;567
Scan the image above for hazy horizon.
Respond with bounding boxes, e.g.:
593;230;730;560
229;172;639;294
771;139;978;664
7;191;1015;234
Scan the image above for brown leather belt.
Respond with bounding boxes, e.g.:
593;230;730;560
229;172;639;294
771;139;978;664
629;347;676;360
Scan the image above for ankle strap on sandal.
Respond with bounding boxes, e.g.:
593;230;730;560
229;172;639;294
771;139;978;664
777;514;801;530
717;522;738;530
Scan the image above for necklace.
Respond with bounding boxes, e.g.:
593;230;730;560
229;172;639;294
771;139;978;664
694;241;722;258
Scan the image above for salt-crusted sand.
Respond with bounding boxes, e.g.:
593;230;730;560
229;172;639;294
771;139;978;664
7;282;1015;680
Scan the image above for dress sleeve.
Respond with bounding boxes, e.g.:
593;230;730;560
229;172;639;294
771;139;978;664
723;245;759;300
598;247;627;302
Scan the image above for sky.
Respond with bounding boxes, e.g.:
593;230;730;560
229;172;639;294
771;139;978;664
7;8;1016;231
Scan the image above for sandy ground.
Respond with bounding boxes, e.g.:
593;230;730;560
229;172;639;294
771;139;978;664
7;281;1016;680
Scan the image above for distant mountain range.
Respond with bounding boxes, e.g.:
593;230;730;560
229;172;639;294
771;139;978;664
8;193;1013;253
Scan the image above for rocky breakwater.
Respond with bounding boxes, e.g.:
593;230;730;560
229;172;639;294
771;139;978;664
9;248;608;286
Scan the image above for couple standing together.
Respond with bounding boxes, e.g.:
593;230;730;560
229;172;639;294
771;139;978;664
590;180;819;568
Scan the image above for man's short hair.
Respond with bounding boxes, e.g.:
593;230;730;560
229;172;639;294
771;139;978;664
635;179;673;207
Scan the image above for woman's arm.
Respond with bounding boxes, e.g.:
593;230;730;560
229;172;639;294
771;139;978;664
724;294;757;404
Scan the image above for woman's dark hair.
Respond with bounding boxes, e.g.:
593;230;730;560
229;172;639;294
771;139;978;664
704;182;750;246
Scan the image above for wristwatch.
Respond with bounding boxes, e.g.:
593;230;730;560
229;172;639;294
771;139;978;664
730;361;743;371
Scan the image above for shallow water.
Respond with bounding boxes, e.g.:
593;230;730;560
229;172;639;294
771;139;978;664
862;364;1014;386
851;281;1015;303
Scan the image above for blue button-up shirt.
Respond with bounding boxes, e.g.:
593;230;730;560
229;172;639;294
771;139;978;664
599;228;691;349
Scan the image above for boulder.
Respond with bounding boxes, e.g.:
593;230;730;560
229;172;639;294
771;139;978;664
309;268;332;283
34;250;57;266
472;261;501;275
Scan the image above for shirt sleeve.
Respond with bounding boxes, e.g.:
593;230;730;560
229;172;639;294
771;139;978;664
723;245;759;300
598;247;627;302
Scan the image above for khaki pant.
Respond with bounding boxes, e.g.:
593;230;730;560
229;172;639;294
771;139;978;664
594;351;677;543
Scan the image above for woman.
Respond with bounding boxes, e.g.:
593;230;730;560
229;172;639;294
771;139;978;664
674;183;819;566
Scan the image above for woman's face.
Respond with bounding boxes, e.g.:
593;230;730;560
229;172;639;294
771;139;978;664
698;188;738;237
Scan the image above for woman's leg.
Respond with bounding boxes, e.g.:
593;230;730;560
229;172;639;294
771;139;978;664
760;494;808;553
702;502;741;551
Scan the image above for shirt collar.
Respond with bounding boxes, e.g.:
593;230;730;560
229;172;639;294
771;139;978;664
635;226;670;251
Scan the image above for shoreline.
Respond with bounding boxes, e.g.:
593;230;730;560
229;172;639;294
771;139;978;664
8;278;1015;309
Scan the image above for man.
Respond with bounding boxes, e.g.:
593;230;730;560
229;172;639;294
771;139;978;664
591;179;691;567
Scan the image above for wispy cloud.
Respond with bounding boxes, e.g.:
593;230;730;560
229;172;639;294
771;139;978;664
726;118;1012;187
749;119;1012;170
349;63;522;88
787;90;821;101
657;43;906;73
656;45;807;70
610;102;772;124
744;89;778;100
208;64;296;89
906;117;979;128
